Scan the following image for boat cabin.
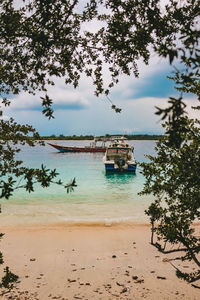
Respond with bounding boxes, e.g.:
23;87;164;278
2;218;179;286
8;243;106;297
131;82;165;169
106;147;133;161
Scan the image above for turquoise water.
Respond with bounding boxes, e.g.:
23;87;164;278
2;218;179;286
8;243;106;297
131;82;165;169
0;140;156;226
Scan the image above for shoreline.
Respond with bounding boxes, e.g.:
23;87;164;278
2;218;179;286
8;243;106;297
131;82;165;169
0;221;151;231
1;220;200;230
1;224;200;299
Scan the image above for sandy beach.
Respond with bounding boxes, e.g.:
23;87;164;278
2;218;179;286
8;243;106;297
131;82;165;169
0;224;199;299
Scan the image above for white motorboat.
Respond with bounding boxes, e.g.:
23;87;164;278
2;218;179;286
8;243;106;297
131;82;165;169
103;136;137;172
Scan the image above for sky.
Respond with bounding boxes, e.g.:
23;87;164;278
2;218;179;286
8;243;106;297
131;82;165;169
1;1;199;136
2;55;198;137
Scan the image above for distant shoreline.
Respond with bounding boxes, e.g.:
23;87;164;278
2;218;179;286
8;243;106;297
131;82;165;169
40;134;164;141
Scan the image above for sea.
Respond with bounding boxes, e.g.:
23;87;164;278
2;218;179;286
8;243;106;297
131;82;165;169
0;140;157;226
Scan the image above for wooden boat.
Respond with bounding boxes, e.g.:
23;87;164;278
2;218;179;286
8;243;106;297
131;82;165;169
48;138;107;153
103;137;137;172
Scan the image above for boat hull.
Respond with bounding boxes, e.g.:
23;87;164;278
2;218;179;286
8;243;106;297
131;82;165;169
48;143;106;153
105;163;137;173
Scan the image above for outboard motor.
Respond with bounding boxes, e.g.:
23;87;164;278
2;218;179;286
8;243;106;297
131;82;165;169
115;157;125;169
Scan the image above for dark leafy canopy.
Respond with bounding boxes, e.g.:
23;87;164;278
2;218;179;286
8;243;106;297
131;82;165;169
0;0;199;116
140;116;200;284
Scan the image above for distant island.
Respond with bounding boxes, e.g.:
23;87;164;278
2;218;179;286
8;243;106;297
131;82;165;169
40;134;164;140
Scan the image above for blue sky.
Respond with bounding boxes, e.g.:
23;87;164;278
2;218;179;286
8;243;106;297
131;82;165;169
1;55;198;136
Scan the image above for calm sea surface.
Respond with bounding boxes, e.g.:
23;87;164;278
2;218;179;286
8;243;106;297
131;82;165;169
0;140;157;226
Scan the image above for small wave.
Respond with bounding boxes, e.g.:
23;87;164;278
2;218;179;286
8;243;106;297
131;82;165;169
45;216;149;227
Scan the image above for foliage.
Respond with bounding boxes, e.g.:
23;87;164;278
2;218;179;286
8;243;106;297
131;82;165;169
140;115;200;284
0;0;199;115
0;267;19;290
0;234;19;292
0;233;4;265
37;134;164;140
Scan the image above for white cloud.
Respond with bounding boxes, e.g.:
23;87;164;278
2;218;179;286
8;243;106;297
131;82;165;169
4;81;89;111
0;114;9;121
123;96;199;133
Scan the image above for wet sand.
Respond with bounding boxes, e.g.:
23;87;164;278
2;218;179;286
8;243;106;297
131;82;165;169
0;224;199;299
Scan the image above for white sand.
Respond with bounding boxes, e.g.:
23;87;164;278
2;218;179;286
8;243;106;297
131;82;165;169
0;224;199;299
